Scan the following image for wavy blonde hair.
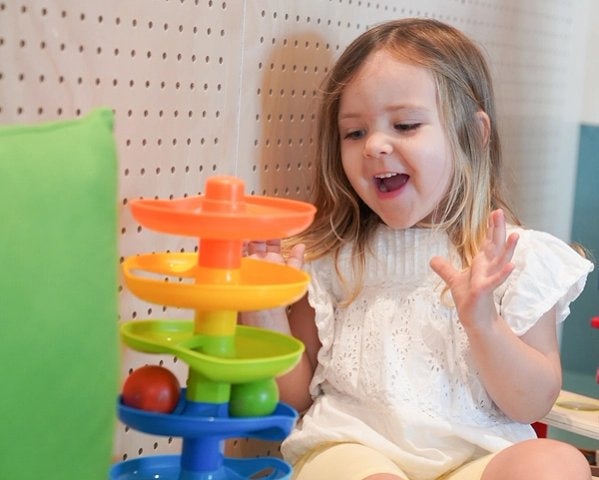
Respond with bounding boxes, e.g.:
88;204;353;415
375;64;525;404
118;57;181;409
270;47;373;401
292;18;519;301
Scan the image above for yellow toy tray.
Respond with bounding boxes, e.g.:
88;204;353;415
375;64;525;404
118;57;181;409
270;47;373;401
122;254;310;311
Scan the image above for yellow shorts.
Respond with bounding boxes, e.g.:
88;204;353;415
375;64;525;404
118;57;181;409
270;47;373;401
292;443;497;480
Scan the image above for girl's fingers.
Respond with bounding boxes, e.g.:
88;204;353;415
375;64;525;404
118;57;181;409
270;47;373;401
486;211;495;242
483;209;510;262
265;239;281;253
489;213;517;266
246;241;267;256
498;232;519;266
247;240;281;255
244;240;305;269
480;231;519;289
287;243;306;269
488;209;506;248
430;256;458;285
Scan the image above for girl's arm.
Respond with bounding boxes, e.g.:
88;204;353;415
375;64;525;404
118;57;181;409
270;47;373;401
462;305;561;423
238;241;320;412
430;209;562;423
277;294;320;412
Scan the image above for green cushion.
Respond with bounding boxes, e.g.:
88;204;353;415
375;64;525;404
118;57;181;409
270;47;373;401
0;109;119;478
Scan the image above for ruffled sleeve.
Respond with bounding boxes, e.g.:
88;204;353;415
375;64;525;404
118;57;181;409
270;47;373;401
304;257;337;398
498;228;594;335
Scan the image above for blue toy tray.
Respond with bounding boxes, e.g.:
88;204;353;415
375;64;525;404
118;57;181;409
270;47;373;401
109;454;292;479
117;395;297;441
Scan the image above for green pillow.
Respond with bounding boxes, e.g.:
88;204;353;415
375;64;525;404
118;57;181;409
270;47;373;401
0;109;119;479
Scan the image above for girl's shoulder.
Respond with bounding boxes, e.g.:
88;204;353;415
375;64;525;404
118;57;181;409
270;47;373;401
497;225;594;334
507;225;592;269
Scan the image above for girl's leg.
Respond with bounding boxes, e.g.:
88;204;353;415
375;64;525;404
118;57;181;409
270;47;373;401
363;475;404;480
439;453;497;480
293;443;407;480
481;439;591;480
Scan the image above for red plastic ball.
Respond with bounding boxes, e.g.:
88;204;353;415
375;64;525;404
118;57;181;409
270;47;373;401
122;365;180;413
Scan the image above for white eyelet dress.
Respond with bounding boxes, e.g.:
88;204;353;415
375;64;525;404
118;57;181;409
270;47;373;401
281;226;593;480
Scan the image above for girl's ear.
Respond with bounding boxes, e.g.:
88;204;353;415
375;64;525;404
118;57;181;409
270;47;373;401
475;110;491;146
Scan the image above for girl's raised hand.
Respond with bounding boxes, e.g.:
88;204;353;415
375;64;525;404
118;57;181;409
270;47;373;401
430;209;519;330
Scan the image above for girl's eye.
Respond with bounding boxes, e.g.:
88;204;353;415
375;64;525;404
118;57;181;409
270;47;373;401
395;123;421;132
343;130;365;140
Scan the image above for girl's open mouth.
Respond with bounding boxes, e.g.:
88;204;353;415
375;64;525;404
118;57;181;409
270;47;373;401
374;173;409;193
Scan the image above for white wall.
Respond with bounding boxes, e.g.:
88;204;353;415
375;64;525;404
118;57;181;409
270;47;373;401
0;0;591;463
580;0;599;125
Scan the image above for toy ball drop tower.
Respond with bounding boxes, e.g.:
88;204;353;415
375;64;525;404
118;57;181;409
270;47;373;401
110;176;316;480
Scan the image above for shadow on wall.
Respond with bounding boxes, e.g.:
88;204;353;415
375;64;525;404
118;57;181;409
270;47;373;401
257;31;333;201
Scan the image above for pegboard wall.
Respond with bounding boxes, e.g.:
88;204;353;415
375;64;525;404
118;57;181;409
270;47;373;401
0;0;591;466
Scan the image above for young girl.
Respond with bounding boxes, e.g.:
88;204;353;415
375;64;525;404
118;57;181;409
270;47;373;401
242;18;594;480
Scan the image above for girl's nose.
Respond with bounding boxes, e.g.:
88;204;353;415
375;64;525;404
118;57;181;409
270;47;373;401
363;132;393;158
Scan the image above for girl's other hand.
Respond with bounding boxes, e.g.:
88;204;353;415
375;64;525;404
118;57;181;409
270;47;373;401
245;239;305;270
238;240;306;334
430;209;519;331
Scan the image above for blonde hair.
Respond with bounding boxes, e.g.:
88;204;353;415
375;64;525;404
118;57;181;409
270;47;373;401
293;18;519;300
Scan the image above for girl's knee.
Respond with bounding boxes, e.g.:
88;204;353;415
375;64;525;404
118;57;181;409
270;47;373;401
483;439;591;480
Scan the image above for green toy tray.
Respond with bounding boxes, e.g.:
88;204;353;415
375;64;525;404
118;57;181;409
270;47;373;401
120;320;304;383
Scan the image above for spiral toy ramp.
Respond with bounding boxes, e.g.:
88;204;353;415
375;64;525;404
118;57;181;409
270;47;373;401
111;176;316;480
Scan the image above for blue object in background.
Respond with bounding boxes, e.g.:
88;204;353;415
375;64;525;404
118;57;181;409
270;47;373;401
554;123;599;450
562;124;599;386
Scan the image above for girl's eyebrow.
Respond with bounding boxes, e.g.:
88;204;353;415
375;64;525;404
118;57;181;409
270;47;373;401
338;104;430;120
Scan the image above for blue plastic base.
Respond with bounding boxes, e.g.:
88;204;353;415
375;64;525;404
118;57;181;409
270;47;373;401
117;394;297;441
109;454;292;480
112;397;298;479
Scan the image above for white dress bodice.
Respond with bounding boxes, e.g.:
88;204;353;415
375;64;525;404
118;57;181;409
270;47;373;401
282;226;593;480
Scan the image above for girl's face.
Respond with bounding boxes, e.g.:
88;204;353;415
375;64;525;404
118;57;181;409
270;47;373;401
338;49;453;229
